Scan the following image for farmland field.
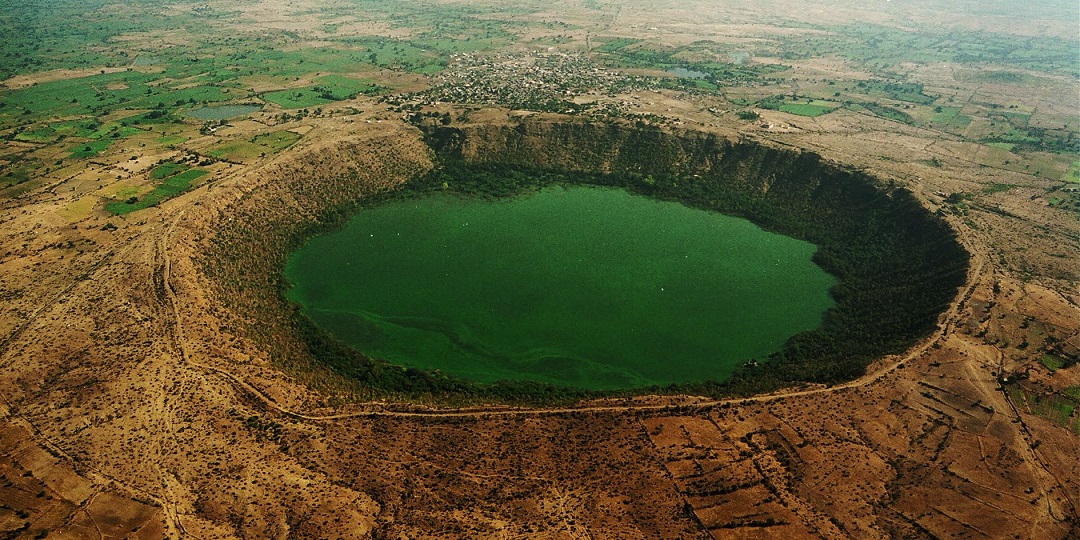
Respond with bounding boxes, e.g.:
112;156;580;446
105;169;207;214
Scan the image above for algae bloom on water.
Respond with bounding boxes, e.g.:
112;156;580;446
285;186;836;391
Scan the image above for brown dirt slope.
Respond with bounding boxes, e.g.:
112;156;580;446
0;104;1077;539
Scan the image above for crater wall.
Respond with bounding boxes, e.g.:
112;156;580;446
423;119;971;392
201;118;969;398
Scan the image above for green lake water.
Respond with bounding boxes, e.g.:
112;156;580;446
285;186;836;390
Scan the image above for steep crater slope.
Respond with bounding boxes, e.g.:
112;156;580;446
205;119;969;400
418;120;971;395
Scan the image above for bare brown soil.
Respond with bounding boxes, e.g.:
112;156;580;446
0;98;1076;537
0;1;1077;538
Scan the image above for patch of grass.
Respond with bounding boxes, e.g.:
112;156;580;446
124;109;178;126
149;162;189;180
852;80;936;105
13;127;59;143
106;169;207;214
783;23;1079;78
208;130;301;162
312;74;383;100
92;123;143;139
982;183;1016;194
0;0;195;79
157;134;188;146
0;70;159;128
104;185;146;201
1039;354;1066;371
125;85;234;110
51;120;100;138
1008;384;1077;429
598;41;787;87
757;95;838;117
70;139;112;159
596;37;642;53
1064;161;1080;183
412;35;508;55
929;106;972;131
0;66;240;131
778;101;836;117
986;142;1015;151
14;120;101;143
0;160;40;189
693;62;789;83
345;37;447;74
856;102;916;125
657;77;718;92
57;195;98;222
252;130;302;152
1047;190;1080;217
262;88;332;109
979;126;1077;154
1063;387;1080;401
996;111;1031;127
207;141;266;162
978;71;1027;84
930;106;960;123
22;119;141;146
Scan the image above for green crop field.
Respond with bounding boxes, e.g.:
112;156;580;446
13;127;63;143
260;74;387;110
1064;162;1080;183
929;106;972;131
261;74;383;109
851;80;937;105
209;130;303;162
69;139;112;159
1007;385;1078;432
262;89;333;110
0;160;39;189
207;141;267;162
149;162;189;180
106;169;208;214
855;102;916;124
252;131;302;152
1039;354;1066;371
313;75;383;100
756;95;838;117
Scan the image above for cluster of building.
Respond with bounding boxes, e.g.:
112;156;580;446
405;51;653;114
